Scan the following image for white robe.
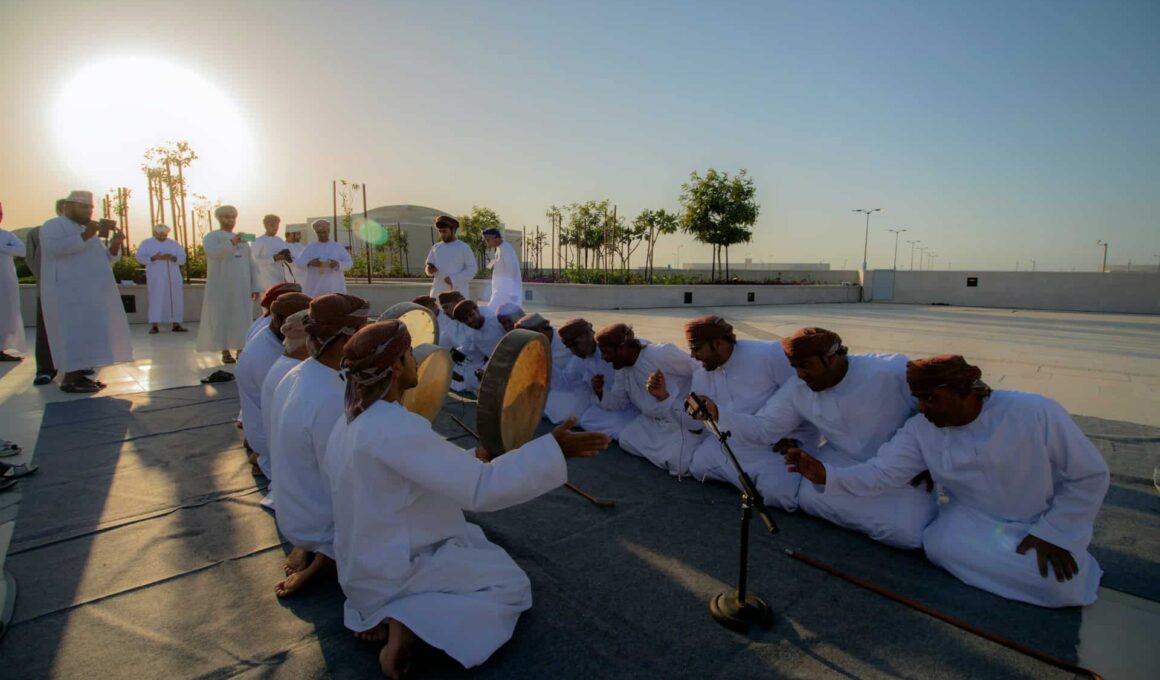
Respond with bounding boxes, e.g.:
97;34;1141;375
299;240;352;296
542;333;583;422
326;399;567;668
38;216;133;371
135;237;186;324
452;309;505;392
486;240;523;308
425;240;477;296
236;327;284;478
436;310;464;349
285;241;307;285
196;230;258;352
268;358;344;558
260;354;300;441
824;391;1109;607
251;234;289;292
0;228;27;353
245;314;271;348
684;340;820;508
717;354;937;548
564;351;639;438
600;343;700;475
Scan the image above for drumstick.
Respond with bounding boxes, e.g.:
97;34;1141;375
447;414;616;509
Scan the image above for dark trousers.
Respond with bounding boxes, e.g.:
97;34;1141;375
35;295;55;376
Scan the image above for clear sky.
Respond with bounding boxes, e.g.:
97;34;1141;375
2;0;1157;272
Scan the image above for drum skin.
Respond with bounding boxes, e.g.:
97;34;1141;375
477;329;552;455
400;343;453;423
378;302;439;347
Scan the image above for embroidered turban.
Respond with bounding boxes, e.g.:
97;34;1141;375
781;327;842;362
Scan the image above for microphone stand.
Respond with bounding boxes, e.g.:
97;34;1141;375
687;392;776;633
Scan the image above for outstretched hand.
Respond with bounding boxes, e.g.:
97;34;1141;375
1016;534;1079;582
784;448;826;485
552;416;610;459
646;370;668;401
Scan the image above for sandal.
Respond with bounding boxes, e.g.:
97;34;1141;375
0;441;20;458
149;326;159;334
172;325;188;332
0;353;22;362
60;381;102;393
222;354;236;364
200;370;235;384
1;463;38;480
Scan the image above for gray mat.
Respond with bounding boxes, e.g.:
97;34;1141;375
0;384;1154;679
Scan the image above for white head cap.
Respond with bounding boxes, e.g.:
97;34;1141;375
152;223;171;235
284;223;305;234
214;205;237;219
311;219;331;232
65;190;94;206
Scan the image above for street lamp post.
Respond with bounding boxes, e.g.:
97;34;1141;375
927;251;937;271
1096;240;1109;272
676;245;684;268
1030;259;1036;272
852;208;882;272
916;246;928;271
1154;254;1160;273
906;239;921;270
887;228;908;270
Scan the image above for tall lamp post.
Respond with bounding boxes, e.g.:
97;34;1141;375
927;252;938;270
852;208;882;271
916;246;928;271
1096;240;1108;272
906;239;921;270
1154;254;1160;273
1030;259;1036;272
887;228;907;270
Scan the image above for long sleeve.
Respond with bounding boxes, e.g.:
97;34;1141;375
40;219;87;258
0;231;26;258
175;243;187;265
204;232;234;261
600;368;631;411
335;244;353;272
1028;401;1110;551
824;419;929;496
716;386;805;446
135;241;153;266
450;244;477;291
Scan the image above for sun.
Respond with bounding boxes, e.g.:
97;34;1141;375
51;56;256;199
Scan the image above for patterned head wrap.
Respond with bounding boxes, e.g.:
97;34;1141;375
514;313;551;334
269;292;311;319
412;295;438;313
557;318;593;343
341;321;412;422
280;310;311;356
596;323;635;349
452;299;480;323
684;315;735;347
260;282;303;311
906;355;989;395
781;327;843;362
434;215;460;230
305;293;371;357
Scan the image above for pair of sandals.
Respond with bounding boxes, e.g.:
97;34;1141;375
149;325;188;334
60;375;106;394
0;441;36;492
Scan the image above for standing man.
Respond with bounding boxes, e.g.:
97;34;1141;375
483;228;522;309
298;219;352;296
39;190;133;392
0;201;26;362
196;205;260;364
135;224;187;334
24;200;63;384
251;214;289;292
424;215;476;297
283;223;308;284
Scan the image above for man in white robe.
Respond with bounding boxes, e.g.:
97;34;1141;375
299;219;352;296
449;300;504;392
195;205;260;364
550;319;638;437
283;224;308;284
513;312;579;418
0;201;27;360
787;355;1110;607
436;291;467;349
666;316;819;509
251;214;290;292
135;223;187;334
39;190;133;392
424;215;477;297
483;228;522;309
324;319;609;678
24;201;63;385
695;328;937;548
268;293;370;597
236;292;311;480
594;323;700;476
260;309;311;443
495;302;524;333
246;283;303;349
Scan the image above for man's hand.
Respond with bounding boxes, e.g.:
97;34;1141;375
591;374;604;399
251;292;260;301
1016;534;1079;582
82;220;99;241
425;262;438;275
151;254;164;262
773;438;801;454
307;258;322;267
474;446;493;463
328;260;339;270
230;233;241;246
646;370;668;401
272;252;286;262
784;448;827;484
552;416;611;459
685;394;718;421
443;276;453;286
908;470;935;492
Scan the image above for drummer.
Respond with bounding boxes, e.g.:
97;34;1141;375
495;303;525;333
325;320;610;678
514;313;577;423
436;291;466;349
450;300;505;392
553;318;639;437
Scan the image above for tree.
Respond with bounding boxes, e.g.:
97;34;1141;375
635;208;679;282
143;141;198;281
563;200;615;271
545;205;564;272
679;168;759;281
459;206;503;270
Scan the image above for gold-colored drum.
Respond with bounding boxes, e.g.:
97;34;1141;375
378;302;439;347
476;329;552;455
400;343;453;423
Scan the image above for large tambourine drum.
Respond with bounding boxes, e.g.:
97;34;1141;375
400;343;453;423
378;302;439;347
477;329;552;455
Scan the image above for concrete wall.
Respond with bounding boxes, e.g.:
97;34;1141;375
650;269;858;284
870;270;1160;314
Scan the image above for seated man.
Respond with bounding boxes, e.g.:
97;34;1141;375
236;292;312;480
436;291;466;349
450;300;504;392
695;328;936;548
787;355;1109;607
495;303;524;333
550;319;638;436
672;316;818;508
514;313;578;418
594;323;700;475
246;282;303;348
260;309;311;443
325;320;609;678
268;293;370;596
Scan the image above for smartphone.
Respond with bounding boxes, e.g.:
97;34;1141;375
238;233;256;243
97;218;116;238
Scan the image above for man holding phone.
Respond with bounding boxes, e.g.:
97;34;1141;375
196;205;260;364
38;190;133;393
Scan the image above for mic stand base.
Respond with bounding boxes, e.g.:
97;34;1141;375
710;592;772;633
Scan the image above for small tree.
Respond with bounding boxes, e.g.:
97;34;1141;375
635;208;679;282
459;206;503;270
679;168;759;281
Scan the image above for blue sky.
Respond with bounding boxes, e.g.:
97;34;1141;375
2;0;1156;271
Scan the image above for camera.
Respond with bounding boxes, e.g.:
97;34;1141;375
96;218;117;238
276;248;294;263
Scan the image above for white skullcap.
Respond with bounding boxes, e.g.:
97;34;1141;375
311;219;331;231
281;309;311;355
65;190;94;206
214;205;237;219
152;223;171;234
284;224;305;234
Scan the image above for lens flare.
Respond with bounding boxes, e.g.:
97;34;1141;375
357;218;391;246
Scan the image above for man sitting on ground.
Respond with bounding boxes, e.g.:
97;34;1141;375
549;319;638;437
450;300;504;392
495;303;524;333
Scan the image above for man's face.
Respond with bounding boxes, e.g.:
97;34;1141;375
500;315;517;333
437;226;456;243
155;230;169;241
483;234;501;249
466;309;484;329
563;330;597;358
690;339;731;372
65;201;94;225
315;225;331;242
263;218;280;236
396;346;419;391
600;342;635;369
286;232;301;244
789;354;840;392
217;210;238;230
916;387;972;428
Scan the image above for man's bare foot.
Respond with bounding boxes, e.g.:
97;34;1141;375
285;546;310;575
274;554;333;598
380;619;418;679
355;621;390;641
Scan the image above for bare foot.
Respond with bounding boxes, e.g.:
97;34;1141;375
274;554;333;598
380;619;417;679
285;546;310;575
355;621;390;642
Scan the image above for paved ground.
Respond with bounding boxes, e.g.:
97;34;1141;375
0;302;1157;678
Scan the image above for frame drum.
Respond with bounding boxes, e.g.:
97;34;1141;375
400;343;453;423
477;329;552;455
378;302;439;347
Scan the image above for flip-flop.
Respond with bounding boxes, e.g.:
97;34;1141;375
172;326;188;332
0;353;22;362
200;370;235;384
148;327;159;334
0;441;20;458
60;381;102;393
0;463;38;480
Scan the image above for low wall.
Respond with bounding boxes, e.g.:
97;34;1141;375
869;271;1160;315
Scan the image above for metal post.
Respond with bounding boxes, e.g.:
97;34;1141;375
363;184;371;284
1097;240;1108;272
888;228;907;270
332;180;338;249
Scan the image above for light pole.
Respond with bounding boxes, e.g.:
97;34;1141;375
906;239;921;270
1154;254;1160;273
916;246;928;271
1030;259;1036;272
888;228;907;270
1096;240;1108;272
676;245;684;268
927;251;937;271
853;208;882;272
